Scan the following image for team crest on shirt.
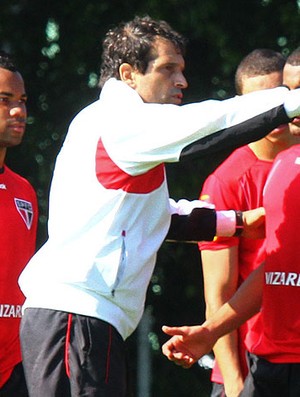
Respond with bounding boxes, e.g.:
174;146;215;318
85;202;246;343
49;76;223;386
14;198;34;230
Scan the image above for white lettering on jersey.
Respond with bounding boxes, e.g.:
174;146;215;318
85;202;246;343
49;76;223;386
0;304;22;318
0;183;6;189
14;198;34;230
265;271;300;286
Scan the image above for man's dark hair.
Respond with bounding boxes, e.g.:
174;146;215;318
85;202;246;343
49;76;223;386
99;15;187;88
0;50;17;72
235;49;285;95
286;47;300;66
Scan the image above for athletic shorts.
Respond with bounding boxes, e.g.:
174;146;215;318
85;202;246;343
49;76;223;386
0;362;28;397
240;353;300;397
20;308;128;397
210;382;226;397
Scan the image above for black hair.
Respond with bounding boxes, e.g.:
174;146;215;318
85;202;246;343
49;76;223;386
99;15;187;88
235;49;285;95
286;47;300;66
0;50;18;72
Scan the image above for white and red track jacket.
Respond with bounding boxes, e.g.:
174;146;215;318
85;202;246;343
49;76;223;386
19;78;293;340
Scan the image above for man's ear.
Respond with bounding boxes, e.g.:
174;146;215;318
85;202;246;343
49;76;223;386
119;63;137;88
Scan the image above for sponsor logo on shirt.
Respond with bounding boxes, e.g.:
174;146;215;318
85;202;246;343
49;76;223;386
265;271;300;286
0;304;22;318
0;183;6;189
14;198;34;230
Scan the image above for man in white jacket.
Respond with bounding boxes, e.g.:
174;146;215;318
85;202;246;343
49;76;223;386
19;15;300;396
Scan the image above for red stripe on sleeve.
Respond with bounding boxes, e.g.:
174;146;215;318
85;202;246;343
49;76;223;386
96;138;165;193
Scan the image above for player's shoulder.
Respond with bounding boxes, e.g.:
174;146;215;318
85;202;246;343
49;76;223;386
212;145;256;179
4;166;35;191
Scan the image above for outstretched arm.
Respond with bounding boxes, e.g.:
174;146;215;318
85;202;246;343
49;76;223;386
162;263;264;368
167;203;265;242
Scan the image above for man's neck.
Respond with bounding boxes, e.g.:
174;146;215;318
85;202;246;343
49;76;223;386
0;148;6;168
249;136;300;161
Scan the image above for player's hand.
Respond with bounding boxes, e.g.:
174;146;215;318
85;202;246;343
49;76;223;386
242;207;265;239
161;325;215;369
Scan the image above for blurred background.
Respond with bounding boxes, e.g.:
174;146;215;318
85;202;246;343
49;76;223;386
1;0;299;395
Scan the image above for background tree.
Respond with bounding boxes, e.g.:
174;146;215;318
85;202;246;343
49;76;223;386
1;1;299;395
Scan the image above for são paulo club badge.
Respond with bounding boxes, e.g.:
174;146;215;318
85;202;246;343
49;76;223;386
14;198;34;230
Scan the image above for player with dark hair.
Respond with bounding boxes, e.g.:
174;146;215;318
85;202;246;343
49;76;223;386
234;49;285;95
198;48;299;397
0;50;38;397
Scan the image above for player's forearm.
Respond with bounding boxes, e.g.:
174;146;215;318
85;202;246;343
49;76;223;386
213;332;244;397
202;266;263;340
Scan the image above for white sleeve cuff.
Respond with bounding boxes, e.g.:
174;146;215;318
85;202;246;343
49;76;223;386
284;88;300;119
216;210;236;237
169;198;215;215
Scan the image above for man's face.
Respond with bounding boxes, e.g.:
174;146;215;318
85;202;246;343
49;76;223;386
283;63;300;136
0;67;27;148
130;38;188;104
242;71;290;143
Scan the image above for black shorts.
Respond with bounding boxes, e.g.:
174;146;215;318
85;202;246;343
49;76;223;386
240;353;300;397
210;382;226;397
20;308;128;397
0;362;28;397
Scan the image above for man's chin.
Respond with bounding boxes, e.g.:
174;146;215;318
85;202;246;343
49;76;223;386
5;139;23;147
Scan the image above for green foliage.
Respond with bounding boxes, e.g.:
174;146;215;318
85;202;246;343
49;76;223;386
1;1;300;395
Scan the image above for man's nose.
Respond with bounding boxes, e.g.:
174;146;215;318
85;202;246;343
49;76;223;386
9;102;26;117
175;73;188;89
